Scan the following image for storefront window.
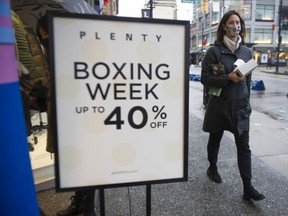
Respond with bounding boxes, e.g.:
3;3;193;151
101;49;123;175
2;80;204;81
255;5;274;21
281;30;288;44
198;34;209;47
223;2;251;21
211;11;219;25
254;29;273;43
245;29;251;43
242;4;251;20
211;32;216;44
224;0;243;7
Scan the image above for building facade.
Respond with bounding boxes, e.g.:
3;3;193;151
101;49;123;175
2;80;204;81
144;0;177;19
190;0;288;65
89;0;119;15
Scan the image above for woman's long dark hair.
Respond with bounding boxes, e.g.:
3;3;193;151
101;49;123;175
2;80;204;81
215;10;246;45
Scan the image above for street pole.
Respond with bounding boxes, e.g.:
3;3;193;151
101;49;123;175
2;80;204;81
202;19;204;60
149;0;153;19
199;18;204;62
200;17;206;107
276;0;283;73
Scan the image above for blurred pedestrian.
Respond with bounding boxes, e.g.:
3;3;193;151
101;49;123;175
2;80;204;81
267;57;272;69
37;15;97;215
201;10;265;201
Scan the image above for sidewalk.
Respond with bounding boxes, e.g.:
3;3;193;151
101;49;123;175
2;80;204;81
259;66;288;75
191;64;288;76
37;115;288;216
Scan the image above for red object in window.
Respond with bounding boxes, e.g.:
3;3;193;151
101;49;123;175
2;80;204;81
272;23;275;31
104;0;108;4
202;36;207;46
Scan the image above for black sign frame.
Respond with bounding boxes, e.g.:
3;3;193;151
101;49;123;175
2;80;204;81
48;13;190;191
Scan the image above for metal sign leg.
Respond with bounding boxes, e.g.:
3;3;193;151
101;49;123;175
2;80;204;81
146;184;151;216
100;188;105;216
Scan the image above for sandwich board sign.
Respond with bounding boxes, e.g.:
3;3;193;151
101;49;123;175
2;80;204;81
49;13;189;190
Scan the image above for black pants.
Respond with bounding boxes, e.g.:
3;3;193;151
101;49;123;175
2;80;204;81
207;131;252;186
21;91;33;136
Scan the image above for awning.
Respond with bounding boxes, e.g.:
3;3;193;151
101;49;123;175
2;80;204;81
252;44;276;52
252;44;288;52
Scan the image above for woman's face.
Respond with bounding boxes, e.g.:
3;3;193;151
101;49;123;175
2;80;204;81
223;14;241;39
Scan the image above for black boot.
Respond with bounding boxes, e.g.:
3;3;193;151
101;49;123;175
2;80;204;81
81;190;96;216
56;196;82;216
243;186;265;201
207;167;222;183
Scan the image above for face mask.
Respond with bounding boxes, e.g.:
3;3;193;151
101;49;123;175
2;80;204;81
226;24;241;37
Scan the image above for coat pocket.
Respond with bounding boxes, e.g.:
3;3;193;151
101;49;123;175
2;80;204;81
209;97;230;115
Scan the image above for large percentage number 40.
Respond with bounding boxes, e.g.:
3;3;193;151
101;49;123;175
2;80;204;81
104;106;148;130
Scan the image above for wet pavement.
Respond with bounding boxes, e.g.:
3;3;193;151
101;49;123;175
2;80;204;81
37;114;288;216
190;65;288;179
250;67;288;124
37;66;288;215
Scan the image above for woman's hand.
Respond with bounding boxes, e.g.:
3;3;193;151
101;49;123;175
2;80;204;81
228;71;245;83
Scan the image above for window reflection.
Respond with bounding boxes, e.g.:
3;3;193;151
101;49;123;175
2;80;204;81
256;5;274;21
254;29;273;43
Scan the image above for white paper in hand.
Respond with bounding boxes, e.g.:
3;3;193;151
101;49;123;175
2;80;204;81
233;59;245;68
233;59;258;77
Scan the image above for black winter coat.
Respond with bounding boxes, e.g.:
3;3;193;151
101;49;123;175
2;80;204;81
201;43;252;135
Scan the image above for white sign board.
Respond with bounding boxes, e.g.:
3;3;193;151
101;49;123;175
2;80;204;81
261;53;268;64
50;14;189;190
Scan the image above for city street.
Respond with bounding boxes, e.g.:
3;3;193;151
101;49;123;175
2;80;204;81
37;66;288;216
189;65;288;123
189;65;288;178
250;68;288;123
37;66;288;215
